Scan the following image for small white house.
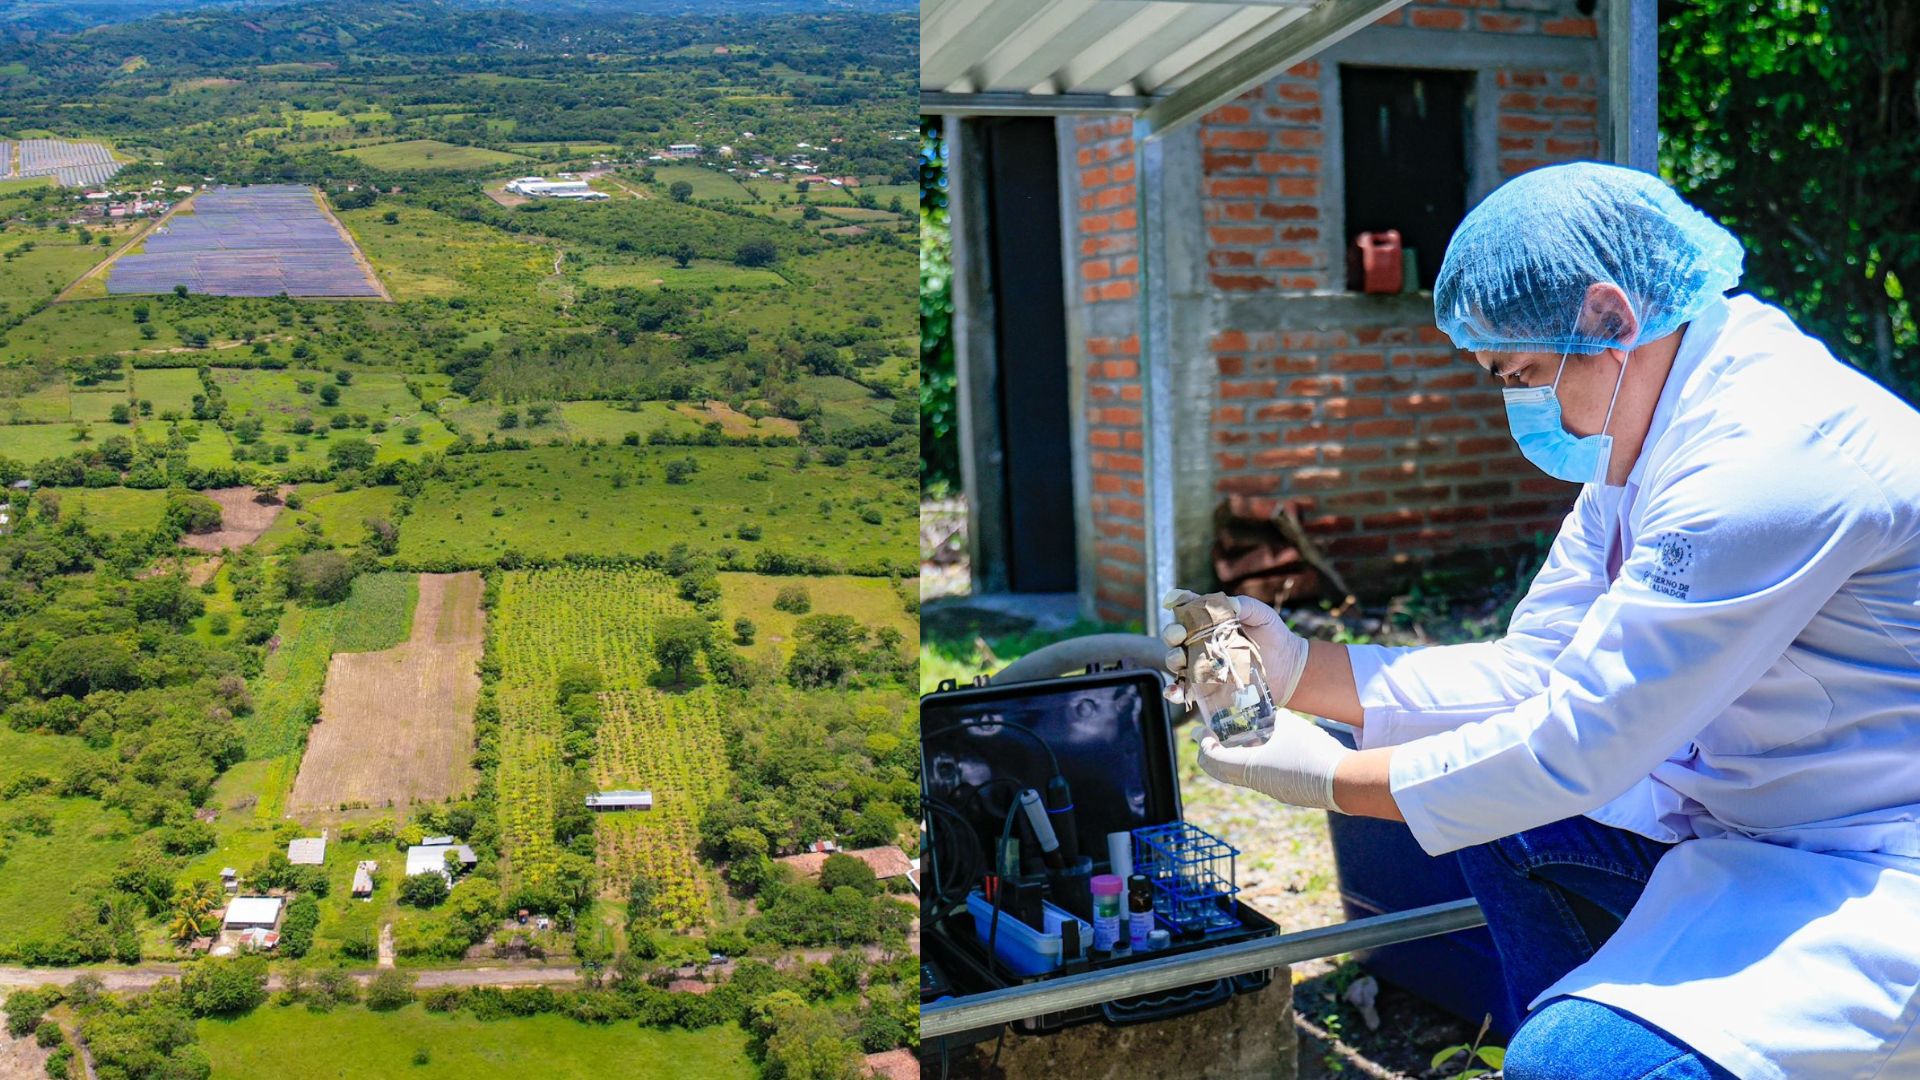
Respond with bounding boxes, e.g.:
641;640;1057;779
222;896;282;931
404;842;477;883
287;832;327;865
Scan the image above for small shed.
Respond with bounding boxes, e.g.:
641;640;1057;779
585;790;653;811
405;843;477;883
287;831;327;866
219;867;238;893
352;860;378;898
222;896;283;931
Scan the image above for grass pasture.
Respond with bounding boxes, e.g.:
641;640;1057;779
198;1006;753;1080
396;444;915;569
61;485;168;533
716;571;915;661
339;204;551;303
645;163;754;201
258;483;403;553
0;235;107;311
576;257;784;291
437;398;701;443
339;139;527;172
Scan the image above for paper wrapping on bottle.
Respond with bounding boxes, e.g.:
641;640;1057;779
1174;592;1258;697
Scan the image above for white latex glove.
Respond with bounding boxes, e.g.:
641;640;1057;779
1159;590;1311;707
1194;719;1352;812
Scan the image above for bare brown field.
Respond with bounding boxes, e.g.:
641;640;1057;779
673;400;801;438
179;486;288;553
286;571;484;814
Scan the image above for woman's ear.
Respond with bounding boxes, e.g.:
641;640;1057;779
1581;282;1639;348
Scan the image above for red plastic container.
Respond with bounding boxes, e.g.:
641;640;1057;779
1349;230;1404;294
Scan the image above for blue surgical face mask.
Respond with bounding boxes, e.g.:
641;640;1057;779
1502;345;1629;486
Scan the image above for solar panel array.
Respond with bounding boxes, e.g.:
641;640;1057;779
107;185;382;299
15;139;123;188
0;142;13;178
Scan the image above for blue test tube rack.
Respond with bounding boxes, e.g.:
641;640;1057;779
1132;822;1244;936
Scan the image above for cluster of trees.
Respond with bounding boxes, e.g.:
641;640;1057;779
699;687;916;880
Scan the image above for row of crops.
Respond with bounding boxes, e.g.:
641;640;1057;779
488;567;725;927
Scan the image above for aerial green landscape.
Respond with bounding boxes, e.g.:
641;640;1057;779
0;1;917;1077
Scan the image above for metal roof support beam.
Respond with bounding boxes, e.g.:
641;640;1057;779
920;91;1156;116
1139;0;1410;135
1607;0;1658;171
921;898;1487;1038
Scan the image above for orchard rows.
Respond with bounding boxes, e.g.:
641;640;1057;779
592;687;730;930
490;568;703;906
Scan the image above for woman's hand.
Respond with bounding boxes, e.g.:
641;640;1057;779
1193;721;1353;812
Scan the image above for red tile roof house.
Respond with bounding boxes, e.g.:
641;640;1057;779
928;0;1651;623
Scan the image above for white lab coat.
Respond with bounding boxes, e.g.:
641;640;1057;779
1346;294;1920;1079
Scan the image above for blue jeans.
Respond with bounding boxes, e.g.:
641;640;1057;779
1455;817;1738;1080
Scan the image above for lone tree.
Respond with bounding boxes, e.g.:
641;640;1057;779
673;241;696;268
399;872;450;908
734;239;777;268
669;180;694;202
652;616;710;685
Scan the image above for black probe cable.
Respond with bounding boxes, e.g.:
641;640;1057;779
984;798;1021;983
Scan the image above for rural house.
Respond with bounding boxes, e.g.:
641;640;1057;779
586;790;653;811
352;860;378;898
405;841;478;883
287;832;327;865
929;0;1649;622
222;896;282;931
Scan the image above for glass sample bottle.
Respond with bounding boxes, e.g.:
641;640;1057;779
1127;874;1154;950
1090;874;1124;953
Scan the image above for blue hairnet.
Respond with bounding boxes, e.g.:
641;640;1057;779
1434;162;1743;355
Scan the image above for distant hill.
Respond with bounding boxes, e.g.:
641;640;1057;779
1;0;911;35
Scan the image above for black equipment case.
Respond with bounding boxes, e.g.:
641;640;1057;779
919;665;1281;1049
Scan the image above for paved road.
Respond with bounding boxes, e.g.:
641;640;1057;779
0;964;584;994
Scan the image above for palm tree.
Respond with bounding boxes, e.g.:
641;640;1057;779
169;880;223;943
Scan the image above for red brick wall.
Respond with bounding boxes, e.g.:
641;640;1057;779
1059;21;1603;611
1197;52;1597;586
1074;117;1149;624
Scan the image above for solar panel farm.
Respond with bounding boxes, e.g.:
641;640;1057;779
106;185;385;298
0;5;916;1077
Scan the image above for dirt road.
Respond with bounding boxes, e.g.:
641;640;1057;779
0;964;583;994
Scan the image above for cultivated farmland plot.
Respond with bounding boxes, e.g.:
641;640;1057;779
490;567;741;927
107;184;382;298
288;571;485;814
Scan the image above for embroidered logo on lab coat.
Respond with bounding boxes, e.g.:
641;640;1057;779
1641;532;1695;599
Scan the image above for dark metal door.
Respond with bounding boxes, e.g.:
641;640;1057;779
981;117;1077;593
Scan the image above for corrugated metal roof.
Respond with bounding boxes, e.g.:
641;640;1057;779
287;836;326;865
223;896;282;928
922;0;1410;131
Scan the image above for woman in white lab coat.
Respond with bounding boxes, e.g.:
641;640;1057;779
1177;163;1920;1080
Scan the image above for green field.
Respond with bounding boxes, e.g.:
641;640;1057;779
396;444;915;568
577;258;784;291
0;234;105;310
61;485;169;533
339;203;553;303
339;139;527;172
647;163;754;201
716;571;916;661
0;731;137;954
258;483;404;553
199;1006;753;1080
